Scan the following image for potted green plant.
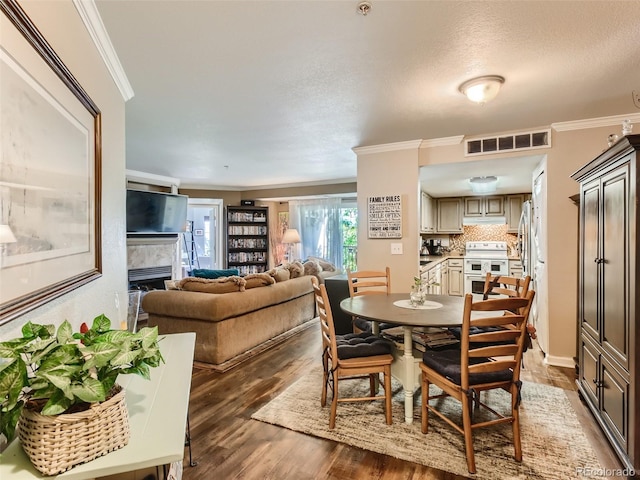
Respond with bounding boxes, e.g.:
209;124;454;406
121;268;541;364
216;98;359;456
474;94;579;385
0;315;163;475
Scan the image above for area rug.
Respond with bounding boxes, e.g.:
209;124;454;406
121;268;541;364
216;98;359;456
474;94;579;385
252;370;602;479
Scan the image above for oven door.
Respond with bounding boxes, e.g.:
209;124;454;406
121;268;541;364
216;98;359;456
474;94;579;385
464;274;485;301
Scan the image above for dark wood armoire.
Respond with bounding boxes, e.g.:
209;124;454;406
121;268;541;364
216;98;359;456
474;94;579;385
571;134;640;473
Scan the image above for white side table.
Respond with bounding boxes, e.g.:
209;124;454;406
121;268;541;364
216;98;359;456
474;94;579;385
0;332;196;480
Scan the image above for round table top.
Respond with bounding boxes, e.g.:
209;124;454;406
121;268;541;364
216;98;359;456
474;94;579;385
340;293;466;328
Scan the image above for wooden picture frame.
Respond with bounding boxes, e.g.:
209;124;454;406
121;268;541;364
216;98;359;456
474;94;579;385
0;0;102;324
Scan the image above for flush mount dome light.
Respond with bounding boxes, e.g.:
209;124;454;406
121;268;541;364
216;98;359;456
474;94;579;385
459;75;505;104
469;176;498;194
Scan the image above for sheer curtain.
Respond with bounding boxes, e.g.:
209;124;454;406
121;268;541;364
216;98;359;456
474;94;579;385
288;198;343;269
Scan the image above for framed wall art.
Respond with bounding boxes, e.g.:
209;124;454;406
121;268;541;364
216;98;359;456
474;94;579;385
367;194;402;239
0;0;102;324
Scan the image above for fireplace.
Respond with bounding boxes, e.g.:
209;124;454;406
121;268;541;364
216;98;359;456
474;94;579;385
128;265;172;291
127;236;182;290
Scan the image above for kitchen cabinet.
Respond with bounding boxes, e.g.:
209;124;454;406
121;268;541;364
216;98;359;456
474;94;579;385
463;196;504;217
420;191;436;233
420;260;443;295
508;260;523;278
436;198;463;233
505;194;526;233
447;259;464;296
571;134;640;473
440;264;449;296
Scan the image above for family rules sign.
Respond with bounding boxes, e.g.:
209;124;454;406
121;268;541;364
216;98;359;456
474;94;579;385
367;194;402;238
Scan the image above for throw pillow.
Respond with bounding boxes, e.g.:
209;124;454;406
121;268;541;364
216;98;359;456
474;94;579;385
287;260;304;279
244;273;276;289
267;267;290;282
191;268;240;279
303;260;322;277
308;256;337;272
178;275;246;293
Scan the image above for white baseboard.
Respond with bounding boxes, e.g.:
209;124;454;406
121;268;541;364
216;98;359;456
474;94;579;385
543;354;576;369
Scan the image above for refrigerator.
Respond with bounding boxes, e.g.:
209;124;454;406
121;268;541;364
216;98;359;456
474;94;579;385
518;167;548;353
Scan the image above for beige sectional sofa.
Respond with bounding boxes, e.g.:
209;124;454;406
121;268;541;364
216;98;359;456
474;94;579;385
142;270;317;372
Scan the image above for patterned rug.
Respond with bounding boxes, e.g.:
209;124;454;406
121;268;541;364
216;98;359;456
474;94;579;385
252;370;602;479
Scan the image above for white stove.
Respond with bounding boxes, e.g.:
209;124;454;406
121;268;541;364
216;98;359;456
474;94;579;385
463;241;509;298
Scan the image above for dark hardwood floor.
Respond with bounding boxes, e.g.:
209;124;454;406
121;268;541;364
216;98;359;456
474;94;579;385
182;322;624;480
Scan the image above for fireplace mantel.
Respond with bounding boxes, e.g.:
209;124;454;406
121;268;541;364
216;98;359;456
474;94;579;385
127;236;182;287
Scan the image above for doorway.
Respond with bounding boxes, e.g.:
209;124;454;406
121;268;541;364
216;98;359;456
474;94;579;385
184;199;223;273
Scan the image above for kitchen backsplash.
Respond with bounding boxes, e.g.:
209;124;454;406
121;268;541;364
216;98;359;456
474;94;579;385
448;225;518;256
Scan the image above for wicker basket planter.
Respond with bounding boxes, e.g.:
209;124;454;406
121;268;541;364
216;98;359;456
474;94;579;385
17;385;130;476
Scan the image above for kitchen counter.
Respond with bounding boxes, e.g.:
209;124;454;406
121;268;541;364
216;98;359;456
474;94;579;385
419;253;464;273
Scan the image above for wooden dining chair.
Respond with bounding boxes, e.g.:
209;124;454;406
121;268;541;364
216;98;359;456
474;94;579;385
482;273;531;301
420;291;535;474
311;277;394;429
484;273;537;347
346;267;392;333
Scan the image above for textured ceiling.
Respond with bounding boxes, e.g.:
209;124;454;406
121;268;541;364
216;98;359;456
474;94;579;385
95;0;640;193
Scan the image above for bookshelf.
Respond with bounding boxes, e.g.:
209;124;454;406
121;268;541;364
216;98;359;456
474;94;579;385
226;205;269;274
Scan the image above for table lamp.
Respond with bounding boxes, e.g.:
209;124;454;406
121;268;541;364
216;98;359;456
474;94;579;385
282;228;301;261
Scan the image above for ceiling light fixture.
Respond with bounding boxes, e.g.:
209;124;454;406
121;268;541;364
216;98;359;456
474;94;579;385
469;176;498;194
357;1;372;16
459;75;505;104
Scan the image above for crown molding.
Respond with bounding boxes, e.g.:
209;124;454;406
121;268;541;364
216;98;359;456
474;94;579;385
126;170;180;189
73;0;134;101
551;113;640;132
420;135;465;148
352;139;423;155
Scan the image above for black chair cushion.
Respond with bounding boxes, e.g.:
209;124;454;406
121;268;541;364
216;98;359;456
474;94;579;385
448;325;506;340
336;332;393;359
353;317;395;332
422;348;513;385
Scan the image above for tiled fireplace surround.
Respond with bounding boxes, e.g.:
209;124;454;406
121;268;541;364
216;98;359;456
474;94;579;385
126;236;182;290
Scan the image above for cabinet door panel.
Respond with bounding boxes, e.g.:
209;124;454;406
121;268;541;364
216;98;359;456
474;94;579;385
581;181;600;339
580;338;599;405
602;167;629;368
485;196;504;216
448;267;463;296
464;197;483;216
601;357;629;448
437;198;463;233
506;195;524;233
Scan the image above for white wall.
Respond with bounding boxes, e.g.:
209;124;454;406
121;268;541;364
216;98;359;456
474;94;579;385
0;1;127;340
354;141;422;293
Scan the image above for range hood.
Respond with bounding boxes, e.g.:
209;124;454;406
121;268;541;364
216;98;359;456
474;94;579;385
462;216;507;226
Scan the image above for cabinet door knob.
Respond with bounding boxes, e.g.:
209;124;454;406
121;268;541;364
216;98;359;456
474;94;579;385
593;258;604;264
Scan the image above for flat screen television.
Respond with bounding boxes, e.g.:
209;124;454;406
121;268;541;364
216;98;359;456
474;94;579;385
126;189;188;234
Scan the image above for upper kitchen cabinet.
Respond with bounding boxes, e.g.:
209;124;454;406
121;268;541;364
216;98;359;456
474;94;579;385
505;194;526;233
436;198;463;233
420;191;436;233
464;196;505;217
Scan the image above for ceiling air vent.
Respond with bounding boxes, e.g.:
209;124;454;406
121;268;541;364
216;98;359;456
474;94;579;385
465;129;551;157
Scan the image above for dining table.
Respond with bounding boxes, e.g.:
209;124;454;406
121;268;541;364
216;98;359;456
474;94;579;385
340;293;467;424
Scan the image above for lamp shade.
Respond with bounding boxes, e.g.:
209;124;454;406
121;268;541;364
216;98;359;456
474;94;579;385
0;224;16;244
469;176;498;194
281;228;301;244
459;75;505;104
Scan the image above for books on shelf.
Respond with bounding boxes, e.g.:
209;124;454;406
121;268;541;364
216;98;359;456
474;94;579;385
381;326;459;351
